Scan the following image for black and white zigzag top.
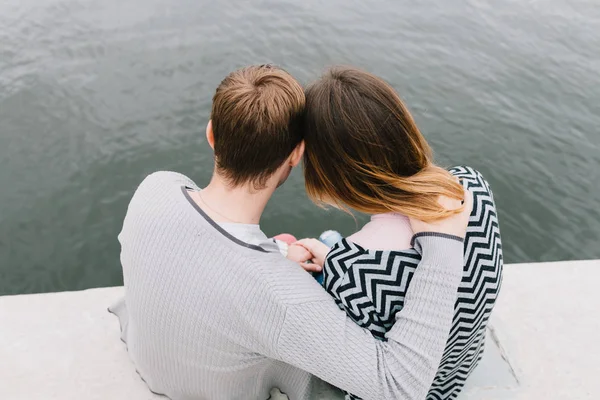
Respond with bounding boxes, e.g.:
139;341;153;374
323;166;503;400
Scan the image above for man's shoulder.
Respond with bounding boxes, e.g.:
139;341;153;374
139;171;197;190
121;171;197;232
250;252;333;307
129;171;198;203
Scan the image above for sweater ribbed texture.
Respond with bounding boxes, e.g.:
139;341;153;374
110;171;464;400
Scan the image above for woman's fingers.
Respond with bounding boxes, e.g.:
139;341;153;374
300;262;322;273
294;238;320;251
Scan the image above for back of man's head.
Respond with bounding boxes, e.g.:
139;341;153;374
210;65;305;188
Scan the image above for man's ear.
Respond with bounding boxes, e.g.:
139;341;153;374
206;120;215;150
289;140;305;167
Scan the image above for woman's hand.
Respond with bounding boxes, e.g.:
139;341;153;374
294;238;330;270
409;187;473;238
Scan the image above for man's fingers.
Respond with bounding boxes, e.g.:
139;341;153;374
438;195;461;211
438;186;472;215
462;187;474;214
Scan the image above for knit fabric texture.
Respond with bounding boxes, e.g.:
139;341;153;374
109;171;465;400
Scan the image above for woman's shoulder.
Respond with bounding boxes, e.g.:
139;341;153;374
448;165;494;194
448;165;485;180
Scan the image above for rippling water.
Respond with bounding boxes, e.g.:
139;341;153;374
1;0;599;296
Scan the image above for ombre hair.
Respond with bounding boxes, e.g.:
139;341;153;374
302;67;464;222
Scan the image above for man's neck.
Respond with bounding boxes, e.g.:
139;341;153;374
193;175;275;225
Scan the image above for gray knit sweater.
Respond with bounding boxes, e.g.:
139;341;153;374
110;171;464;400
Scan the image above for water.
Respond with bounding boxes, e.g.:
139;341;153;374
1;0;599;296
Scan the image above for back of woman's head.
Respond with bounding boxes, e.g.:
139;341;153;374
302;67;464;222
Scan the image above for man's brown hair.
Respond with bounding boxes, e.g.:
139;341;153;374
302;67;464;222
211;65;305;188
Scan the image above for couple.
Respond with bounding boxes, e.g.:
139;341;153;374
110;65;502;400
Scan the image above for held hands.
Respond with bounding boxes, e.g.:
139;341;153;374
294;239;330;272
286;244;319;271
285;239;330;273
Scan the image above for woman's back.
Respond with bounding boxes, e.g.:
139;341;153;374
347;212;413;250
323;166;503;400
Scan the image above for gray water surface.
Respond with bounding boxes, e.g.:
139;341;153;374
1;0;599;296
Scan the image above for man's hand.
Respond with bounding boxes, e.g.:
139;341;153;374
409;186;473;238
294;238;330;270
287;244;322;273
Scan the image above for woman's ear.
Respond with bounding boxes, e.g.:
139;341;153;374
206;120;215;150
289;140;305;167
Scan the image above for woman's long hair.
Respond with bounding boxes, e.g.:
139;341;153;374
302;67;464;222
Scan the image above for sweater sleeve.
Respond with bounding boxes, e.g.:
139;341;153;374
276;235;463;400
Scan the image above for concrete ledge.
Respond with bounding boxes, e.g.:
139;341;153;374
473;260;600;400
1;260;599;399
0;286;153;400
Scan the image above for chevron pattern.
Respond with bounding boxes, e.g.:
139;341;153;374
323;166;503;400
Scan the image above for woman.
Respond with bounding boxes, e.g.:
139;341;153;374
297;67;503;400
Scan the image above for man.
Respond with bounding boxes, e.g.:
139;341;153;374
110;64;471;400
